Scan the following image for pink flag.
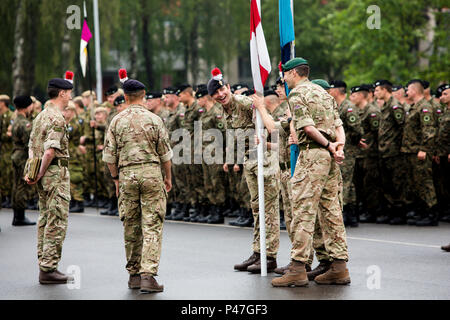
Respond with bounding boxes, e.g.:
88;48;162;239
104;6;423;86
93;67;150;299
80;20;92;77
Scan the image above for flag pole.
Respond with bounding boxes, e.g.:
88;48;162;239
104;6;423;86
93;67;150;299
93;0;103;104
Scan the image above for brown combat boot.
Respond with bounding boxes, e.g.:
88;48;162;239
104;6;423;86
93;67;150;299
247;256;277;273
128;274;141;289
314;260;351;285
275;262;311;275
39;269;74;284
307;260;332;281
441;243;450;252
271;260;309;287
234;252;260;271
140;274;164;293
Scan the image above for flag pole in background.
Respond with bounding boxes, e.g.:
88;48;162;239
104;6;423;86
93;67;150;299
250;0;271;277
278;0;298;176
93;0;103;103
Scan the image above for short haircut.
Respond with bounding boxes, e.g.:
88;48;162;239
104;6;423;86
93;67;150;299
380;84;392;93
411;82;424;94
73;98;84;109
125;89;146;100
182;87;194;96
337;87;346;95
293;65;310;78
359;91;369;98
48;87;63;99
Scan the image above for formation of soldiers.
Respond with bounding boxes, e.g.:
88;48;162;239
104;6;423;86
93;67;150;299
0;59;449;289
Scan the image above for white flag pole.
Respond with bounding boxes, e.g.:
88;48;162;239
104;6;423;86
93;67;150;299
256;108;267;277
93;0;103;103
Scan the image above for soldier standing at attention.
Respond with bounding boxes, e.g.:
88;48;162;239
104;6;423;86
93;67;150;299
271;58;350;287
1;94;14;208
26;73;74;284
209;67;280;274
103;69;173;293
329;80;362;227
11;96;36;226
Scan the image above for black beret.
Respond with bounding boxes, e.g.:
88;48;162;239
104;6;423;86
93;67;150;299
146;92;162;100
421;80;430;89
436;83;450;98
275;77;284;85
231;83;249;93
329;80;347;89
392;85;404;92
163;87;177;95
242;88;256;96
207;79;226;96
374;80;393;88
13;95;33;109
264;90;278;97
176;84;192;96
48;78;73;90
105;85;118;96
123;79;146;94
350;85;370;94
113;95;125;106
195;84;207;91
406;79;424;88
195;86;209;99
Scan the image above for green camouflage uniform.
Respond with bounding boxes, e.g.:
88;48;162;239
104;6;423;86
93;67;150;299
378;96;407;213
338;99;362;206
102;109;119;199
103;103;172;276
166;104;187;205
289;79;348;263
224;94;280;258
358;102;382;212
401;98;437;209
29;102;70;272
200;103;227;206
11;114;32;210
68;116;85;202
1;109;14;201
435;105;450;212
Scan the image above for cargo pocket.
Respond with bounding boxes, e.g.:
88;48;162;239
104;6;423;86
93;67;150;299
291;169;314;202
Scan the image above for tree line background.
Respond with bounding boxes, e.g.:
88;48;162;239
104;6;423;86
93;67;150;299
0;0;449;102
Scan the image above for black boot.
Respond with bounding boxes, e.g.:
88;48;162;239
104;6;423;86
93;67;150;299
166;202;178;220
83;194;93;207
235;208;253;227
2;196;12;209
100;198;112;215
416;206;439;227
207;206;224;224
12;209;36;226
360;209;377;223
70;200;85;213
280;210;286;230
229;207;246;226
191;204;206;223
185;205;200;222
108;196;118;216
172;203;189;221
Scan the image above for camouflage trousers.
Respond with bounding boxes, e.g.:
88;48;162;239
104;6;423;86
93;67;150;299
173;163;189;205
404;153;437;209
280;168;292;240
227;166;251;210
37;165;70;272
186;163;205;206
379;155;408;211
12;159;29;210
362;156;382;211
340;155;356;206
119;163;167;276
202;162;225;206
290;148;348;263
0;152;13;197
433;157;450;212
69;160;84;202
244;157;280;258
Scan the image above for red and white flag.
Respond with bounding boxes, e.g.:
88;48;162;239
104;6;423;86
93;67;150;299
250;0;271;94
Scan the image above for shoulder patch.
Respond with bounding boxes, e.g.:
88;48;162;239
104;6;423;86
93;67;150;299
216;115;223;119
78;118;84;124
370;113;377;117
347;108;353;112
436;109;442;114
179;113;185;117
68;126;73;132
392;105;399;110
422;108;429;113
26;123;31;128
349;115;357;123
53;126;63;132
198;108;205;113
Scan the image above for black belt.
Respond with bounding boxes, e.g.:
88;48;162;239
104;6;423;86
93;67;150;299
279;162;291;171
50;158;69;167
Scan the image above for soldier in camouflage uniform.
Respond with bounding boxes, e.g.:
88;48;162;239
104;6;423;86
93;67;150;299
272;58;350;288
1;95;14;208
196;86;227;223
435;84;450;224
350;85;382;222
401;80;438;226
208;67;280;274
65;101;85;213
11;96;36;226
26;77;74;284
164;87;189;220
374;80;408;224
329;80;362;227
103;73;173;293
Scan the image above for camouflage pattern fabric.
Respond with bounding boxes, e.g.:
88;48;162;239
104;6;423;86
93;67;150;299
1;109;14;198
379;96;405;158
68;116;84;201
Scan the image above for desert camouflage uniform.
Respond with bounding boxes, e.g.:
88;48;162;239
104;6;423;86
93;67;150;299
29;102;70;272
224;94;280;258
103;103;172;276
289;79;348;263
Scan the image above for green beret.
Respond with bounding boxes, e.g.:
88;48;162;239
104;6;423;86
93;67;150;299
282;57;308;72
311;79;331;90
